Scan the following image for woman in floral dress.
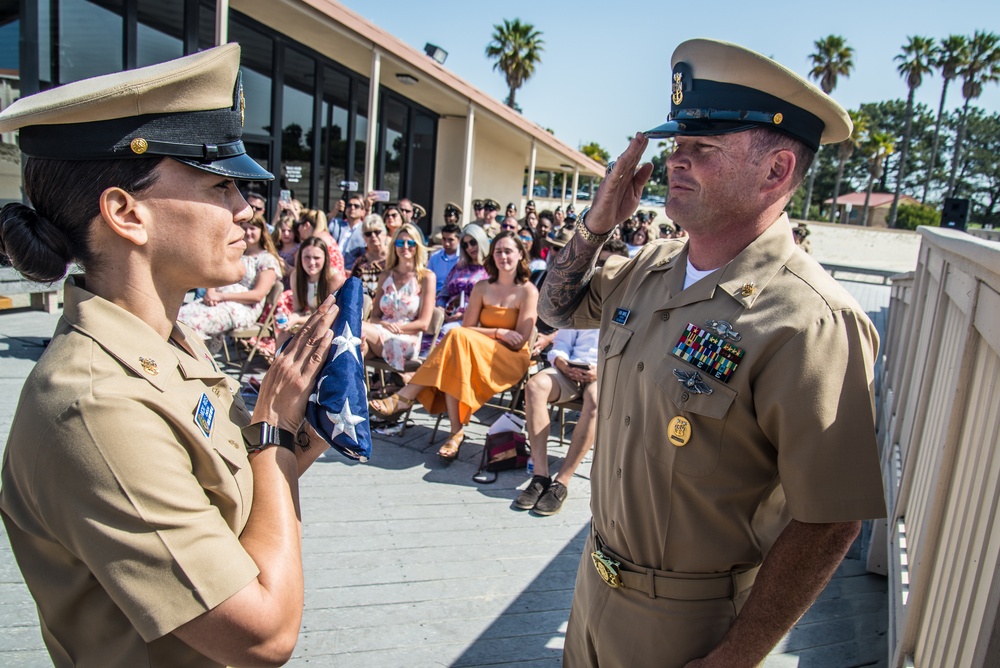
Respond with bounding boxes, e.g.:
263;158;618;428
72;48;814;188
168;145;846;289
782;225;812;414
434;223;490;344
178;214;282;353
361;224;436;373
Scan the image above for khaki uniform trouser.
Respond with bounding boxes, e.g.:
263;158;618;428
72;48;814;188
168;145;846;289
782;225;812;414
563;532;757;668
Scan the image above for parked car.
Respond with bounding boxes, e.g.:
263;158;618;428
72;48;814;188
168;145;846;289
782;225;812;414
522;185;548;197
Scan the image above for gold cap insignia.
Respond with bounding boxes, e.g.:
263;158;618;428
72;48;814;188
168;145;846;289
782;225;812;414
740;282;756;297
130;138;148;154
671;71;683;106
668;416;691;447
139;357;158;375
773;112;783;125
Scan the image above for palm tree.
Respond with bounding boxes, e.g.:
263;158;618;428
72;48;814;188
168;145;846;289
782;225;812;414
860;131;895;226
802;35;854;219
829;109;868;223
888;36;936;227
922;35;968;202
485;19;544;110
946;30;1000;198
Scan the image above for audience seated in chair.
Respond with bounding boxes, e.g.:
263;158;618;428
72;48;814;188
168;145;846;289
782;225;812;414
271;210;300;289
178;214;282;353
296;208;345;275
369;231;538;462
351;214;389;299
434;223;490;345
360;223;436;374
275;236;346;347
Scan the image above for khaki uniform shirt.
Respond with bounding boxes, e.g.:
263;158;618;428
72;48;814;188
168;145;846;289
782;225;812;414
569;215;887;574
0;279;259;667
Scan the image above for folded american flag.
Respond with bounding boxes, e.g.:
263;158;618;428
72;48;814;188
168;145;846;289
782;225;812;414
305;277;372;461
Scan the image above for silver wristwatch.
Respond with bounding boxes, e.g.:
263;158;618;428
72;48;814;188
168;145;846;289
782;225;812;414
241;422;296;454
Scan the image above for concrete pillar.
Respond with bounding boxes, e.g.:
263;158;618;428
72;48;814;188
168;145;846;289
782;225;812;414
526;139;537;206
364;49;381;194
461;102;475;224
561;172;567;203
214;0;229;45
571;165;580;209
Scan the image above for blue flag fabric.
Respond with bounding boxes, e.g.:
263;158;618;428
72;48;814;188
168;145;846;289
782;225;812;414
304;277;372;461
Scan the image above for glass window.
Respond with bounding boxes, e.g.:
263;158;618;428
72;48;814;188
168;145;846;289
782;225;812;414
408;110;436;232
0;14;20;205
228;19;271;138
0;18;17;72
136;0;183;68
57;0;123;84
379;95;407;202
353;81;368;187
280;48;314;207
319;65;350;213
198;0;215;50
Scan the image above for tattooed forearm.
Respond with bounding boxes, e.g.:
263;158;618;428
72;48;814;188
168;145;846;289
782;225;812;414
539;234;601;328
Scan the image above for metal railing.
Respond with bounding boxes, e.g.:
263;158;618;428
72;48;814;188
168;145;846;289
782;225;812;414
871;226;1000;667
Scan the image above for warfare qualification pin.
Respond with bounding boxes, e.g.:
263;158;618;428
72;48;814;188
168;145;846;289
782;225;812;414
668;416;691;447
673;368;713;395
740;282;756;297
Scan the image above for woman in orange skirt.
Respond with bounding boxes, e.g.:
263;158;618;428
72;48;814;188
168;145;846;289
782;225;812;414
369;230;538;460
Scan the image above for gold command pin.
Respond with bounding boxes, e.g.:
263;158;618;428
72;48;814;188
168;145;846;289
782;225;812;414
668;416;691;447
139;357;158;375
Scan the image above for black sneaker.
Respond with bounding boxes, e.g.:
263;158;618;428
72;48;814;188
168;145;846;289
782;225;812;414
533;481;568;516
515;475;551;510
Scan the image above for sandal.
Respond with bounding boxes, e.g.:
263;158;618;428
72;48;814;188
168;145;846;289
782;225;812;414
368;393;413;418
437;429;465;461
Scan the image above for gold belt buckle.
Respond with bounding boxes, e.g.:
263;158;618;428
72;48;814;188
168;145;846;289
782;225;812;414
591;549;623;588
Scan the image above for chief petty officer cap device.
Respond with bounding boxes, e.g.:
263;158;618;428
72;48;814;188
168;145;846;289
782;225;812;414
645;38;852;152
0;43;273;181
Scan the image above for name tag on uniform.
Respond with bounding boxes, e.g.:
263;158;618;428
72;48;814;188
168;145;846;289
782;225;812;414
194;393;216;438
613;308;630;325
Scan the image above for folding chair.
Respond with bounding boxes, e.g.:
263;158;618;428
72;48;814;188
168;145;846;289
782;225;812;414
230;281;285;382
551;396;585;447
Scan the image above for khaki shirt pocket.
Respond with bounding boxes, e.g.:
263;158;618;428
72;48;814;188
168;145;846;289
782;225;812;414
650;356;737;477
599;324;633;420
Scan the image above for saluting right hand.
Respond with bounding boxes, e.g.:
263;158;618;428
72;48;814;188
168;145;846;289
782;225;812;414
586;133;654;234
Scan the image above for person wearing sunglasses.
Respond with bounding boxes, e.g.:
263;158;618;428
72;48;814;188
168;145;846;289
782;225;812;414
369;231;538;462
350;214;389;298
382;205;403;237
360;224;436;375
433;223;490;343
328;193;367;271
427;222;463;296
518;226;547;272
499;216;520;234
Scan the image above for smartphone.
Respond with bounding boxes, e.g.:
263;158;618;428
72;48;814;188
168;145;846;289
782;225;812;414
279;189;291;204
568;361;592;370
373;190;391;202
339;180;359;191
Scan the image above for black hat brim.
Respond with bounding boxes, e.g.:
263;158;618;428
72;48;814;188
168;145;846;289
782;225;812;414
173;152;273;181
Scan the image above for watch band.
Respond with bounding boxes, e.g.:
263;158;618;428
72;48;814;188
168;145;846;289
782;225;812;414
242;422;296;454
576;207;614;246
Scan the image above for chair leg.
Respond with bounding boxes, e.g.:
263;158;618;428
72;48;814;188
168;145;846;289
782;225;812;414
429;413;444;445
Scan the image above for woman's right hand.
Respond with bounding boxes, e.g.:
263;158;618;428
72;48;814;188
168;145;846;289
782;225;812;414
253;295;338;435
497;328;524;349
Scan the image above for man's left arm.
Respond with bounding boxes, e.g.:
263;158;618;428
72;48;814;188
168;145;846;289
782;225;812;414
686;518;860;668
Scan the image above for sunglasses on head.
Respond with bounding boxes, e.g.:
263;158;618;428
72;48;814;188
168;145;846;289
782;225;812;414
364;229;383;237
394;239;417;248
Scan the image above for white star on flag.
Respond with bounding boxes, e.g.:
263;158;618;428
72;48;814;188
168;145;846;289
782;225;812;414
327;399;366;443
331;322;362;362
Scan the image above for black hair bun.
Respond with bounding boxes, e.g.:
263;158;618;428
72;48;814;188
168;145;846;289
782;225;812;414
0;202;74;283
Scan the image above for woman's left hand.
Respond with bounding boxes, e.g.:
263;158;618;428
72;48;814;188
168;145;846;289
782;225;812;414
382;322;402;335
203;288;221;306
253;295;338;434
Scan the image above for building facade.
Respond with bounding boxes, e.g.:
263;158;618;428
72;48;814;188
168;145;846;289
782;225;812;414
0;0;603;233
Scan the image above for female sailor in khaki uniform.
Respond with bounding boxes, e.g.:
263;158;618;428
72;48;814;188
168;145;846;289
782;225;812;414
0;45;337;667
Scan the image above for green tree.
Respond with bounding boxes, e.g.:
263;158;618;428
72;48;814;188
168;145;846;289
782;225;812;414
895;202;941;230
889;36;936;227
956;110;1000;226
802;35;855;219
922;34;968;202
946;30;1000;197
580;141;610;165
649;139;675;187
829;109;869;222
860;130;895;226
485;19;544;110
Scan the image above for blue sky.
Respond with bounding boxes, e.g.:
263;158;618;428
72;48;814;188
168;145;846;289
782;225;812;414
340;0;1000;162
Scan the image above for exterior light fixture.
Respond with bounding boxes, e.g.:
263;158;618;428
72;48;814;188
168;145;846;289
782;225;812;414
424;43;448;64
395;73;419;85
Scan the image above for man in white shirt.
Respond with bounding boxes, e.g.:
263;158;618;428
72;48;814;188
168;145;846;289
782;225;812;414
516;327;599;516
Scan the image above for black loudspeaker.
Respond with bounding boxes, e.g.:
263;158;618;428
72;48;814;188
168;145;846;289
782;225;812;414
941;197;970;231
